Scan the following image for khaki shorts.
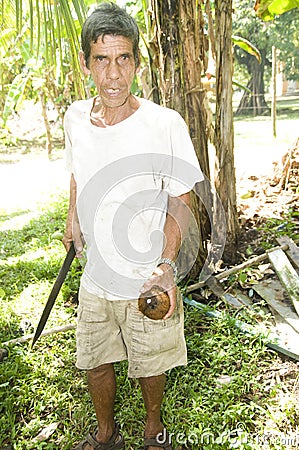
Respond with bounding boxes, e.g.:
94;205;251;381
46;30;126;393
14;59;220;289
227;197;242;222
76;286;187;378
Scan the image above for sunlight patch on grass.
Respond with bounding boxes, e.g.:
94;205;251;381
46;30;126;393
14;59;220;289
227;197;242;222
0;210;40;232
0;244;63;267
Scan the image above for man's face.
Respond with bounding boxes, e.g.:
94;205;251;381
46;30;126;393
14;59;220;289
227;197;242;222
80;34;137;109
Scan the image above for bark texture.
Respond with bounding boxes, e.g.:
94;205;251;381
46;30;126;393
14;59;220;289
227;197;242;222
214;0;239;261
40;91;53;157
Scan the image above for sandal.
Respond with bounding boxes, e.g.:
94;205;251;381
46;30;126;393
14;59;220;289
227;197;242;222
74;423;124;450
144;428;173;449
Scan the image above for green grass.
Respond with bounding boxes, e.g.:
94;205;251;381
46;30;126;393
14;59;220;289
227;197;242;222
0;196;298;450
0;303;287;450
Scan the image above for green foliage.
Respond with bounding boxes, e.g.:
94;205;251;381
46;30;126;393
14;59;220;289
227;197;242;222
232;36;261;63
0;0;87;124
255;0;299;21
258;208;299;249
0;195;81;343
2;73;30;126
233;1;299;84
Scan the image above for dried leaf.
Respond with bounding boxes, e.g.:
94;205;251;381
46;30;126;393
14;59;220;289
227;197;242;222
33;422;59;442
216;375;233;387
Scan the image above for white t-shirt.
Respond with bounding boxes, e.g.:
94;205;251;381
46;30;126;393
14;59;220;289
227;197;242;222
64;97;204;300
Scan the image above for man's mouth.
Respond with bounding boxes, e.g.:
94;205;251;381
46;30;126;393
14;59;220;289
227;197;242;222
106;88;121;95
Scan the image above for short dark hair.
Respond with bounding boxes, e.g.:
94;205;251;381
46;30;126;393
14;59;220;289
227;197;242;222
81;2;140;68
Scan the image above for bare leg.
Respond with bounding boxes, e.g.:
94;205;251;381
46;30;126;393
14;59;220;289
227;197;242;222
84;363;116;449
139;374;166;450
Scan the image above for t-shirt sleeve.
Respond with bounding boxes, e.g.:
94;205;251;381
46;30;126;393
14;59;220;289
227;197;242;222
163;112;204;197
64;108;73;173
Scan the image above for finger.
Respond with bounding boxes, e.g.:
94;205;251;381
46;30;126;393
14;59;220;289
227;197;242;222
73;237;84;258
163;287;177;320
140;270;163;293
74;242;83;253
62;236;72;252
140;280;151;294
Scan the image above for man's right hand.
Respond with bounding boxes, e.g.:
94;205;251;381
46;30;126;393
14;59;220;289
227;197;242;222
63;207;84;258
62;234;73;252
63;175;84;258
72;216;85;259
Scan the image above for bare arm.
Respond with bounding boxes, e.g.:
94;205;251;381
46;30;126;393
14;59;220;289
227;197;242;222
161;192;191;261
141;192;191;319
62;174;84;257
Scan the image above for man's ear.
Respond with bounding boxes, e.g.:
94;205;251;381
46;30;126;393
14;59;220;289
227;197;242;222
79;50;90;75
136;49;141;70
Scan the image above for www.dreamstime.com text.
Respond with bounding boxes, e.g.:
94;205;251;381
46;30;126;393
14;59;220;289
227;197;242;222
156;426;299;447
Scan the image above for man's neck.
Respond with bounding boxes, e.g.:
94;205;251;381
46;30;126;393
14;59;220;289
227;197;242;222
90;94;140;127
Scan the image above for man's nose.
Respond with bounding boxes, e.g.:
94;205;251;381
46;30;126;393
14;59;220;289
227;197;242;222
106;60;120;79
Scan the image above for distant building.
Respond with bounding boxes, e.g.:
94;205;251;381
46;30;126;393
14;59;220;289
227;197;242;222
276;61;299;96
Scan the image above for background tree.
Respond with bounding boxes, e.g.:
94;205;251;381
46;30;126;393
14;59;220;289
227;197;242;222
0;0;88;154
214;0;239;260
233;0;299;115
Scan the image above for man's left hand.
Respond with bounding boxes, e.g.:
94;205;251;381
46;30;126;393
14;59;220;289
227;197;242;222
140;264;177;319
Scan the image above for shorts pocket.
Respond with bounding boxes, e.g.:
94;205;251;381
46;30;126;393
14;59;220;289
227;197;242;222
131;307;181;358
142;309;180;333
77;301;110;324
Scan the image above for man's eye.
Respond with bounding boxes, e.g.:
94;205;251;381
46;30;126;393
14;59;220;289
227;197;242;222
96;56;105;62
119;54;130;64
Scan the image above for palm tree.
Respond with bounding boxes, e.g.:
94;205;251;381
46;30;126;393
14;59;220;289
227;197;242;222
1;0;87;97
0;0;87;154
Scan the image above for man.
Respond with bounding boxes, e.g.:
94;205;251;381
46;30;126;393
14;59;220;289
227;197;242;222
63;3;203;450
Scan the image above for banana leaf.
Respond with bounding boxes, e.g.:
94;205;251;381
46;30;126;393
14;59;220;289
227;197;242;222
254;0;299;21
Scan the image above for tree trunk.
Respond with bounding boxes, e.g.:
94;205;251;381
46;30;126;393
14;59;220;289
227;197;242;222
148;0;184;111
40;90;53;157
214;0;239;261
236;53;269;116
179;0;213;279
148;0;212;280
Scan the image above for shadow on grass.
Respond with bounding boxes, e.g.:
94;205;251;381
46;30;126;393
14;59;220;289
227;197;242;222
0;199;67;260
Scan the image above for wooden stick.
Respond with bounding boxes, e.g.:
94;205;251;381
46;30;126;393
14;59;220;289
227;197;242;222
1;323;76;347
185;243;290;294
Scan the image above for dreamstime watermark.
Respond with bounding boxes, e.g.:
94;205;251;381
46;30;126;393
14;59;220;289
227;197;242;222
75;153;227;299
156;425;299;448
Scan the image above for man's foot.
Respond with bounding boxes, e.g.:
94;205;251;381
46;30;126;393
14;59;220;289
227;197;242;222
73;423;124;449
144;426;173;450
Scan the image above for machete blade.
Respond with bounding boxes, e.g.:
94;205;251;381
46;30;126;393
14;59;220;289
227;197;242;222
32;242;76;348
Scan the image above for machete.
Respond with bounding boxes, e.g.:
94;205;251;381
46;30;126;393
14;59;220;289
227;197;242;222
32;242;76;347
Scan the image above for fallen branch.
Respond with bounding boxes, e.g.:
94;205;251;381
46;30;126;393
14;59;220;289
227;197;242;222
186;242;292;294
1;323;76;348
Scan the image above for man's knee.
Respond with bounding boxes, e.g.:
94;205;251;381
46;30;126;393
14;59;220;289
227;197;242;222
87;363;114;378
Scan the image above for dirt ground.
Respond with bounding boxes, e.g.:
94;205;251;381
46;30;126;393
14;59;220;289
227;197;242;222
0;102;68;213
